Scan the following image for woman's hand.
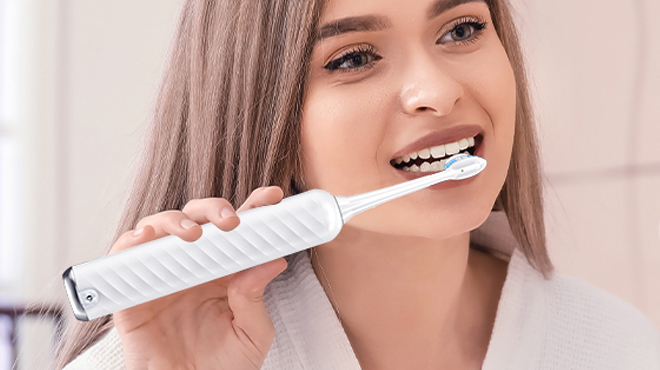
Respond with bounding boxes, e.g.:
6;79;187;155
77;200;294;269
110;186;288;370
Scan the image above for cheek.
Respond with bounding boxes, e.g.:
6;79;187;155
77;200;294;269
300;81;391;194
462;44;517;205
467;44;517;151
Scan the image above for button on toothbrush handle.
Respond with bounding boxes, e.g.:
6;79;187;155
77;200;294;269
63;189;343;321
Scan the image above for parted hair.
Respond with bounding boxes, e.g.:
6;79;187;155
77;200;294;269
54;0;552;367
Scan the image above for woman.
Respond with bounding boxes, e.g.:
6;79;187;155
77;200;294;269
55;0;660;369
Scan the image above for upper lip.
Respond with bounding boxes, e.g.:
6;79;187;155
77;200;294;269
390;124;484;160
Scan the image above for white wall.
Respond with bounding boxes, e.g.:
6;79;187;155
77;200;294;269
513;0;660;329
3;1;183;369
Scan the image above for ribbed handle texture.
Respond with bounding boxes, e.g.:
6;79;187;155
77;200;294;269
71;189;343;320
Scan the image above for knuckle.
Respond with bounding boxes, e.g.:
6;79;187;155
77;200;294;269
135;210;183;229
110;230;137;253
134;215;151;228
250;187;267;198
134;217;150;229
249;190;268;203
119;230;136;242
209;197;233;211
181;199;200;212
264;322;276;339
228;283;263;302
227;282;242;296
161;210;183;218
183;197;232;214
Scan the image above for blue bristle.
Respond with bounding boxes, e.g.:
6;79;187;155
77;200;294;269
444;154;473;169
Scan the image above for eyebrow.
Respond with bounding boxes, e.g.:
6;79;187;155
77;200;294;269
316;0;486;42
426;0;486;20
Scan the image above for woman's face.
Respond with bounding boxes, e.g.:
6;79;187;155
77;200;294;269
300;0;516;240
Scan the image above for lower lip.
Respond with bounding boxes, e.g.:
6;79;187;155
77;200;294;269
391;139;485;190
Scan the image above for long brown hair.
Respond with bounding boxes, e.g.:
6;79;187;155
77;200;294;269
54;0;551;367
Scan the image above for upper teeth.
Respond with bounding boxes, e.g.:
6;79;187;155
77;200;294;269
393;136;476;171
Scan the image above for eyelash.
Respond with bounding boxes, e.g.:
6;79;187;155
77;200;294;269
323;45;382;73
437;16;487;46
323;17;488;74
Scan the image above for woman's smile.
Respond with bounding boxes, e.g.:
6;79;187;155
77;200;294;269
389;124;484;172
300;0;514;240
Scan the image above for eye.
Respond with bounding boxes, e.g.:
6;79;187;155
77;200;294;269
437;17;487;45
324;45;382;72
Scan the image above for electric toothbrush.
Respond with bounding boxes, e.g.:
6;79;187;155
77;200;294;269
63;153;486;321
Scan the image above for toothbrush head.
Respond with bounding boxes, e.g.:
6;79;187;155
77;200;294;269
443;153;487;180
444;153;475;169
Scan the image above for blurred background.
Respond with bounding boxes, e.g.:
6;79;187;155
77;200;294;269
0;0;658;369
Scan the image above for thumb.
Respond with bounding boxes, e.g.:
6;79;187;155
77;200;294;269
227;258;288;344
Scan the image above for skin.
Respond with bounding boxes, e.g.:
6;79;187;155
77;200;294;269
110;187;291;370
300;0;516;368
109;0;514;369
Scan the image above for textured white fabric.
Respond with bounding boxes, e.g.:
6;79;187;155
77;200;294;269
63;245;660;370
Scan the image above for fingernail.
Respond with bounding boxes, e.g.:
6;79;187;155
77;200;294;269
133;228;144;237
181;219;197;229
221;207;237;218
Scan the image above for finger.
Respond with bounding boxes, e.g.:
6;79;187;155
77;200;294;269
227;258;288;347
235;186;268;214
182;198;240;232
236;186;284;213
135;211;203;242
108;225;156;254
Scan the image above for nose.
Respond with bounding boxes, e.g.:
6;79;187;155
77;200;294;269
398;53;464;117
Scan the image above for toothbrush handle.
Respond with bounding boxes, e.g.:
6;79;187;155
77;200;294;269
63;189;343;321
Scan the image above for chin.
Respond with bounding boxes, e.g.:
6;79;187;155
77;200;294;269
411;201;493;240
349;193;496;242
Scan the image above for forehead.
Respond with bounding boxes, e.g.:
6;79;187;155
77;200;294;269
320;0;487;23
